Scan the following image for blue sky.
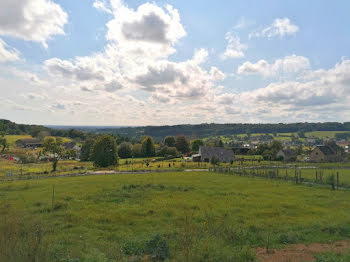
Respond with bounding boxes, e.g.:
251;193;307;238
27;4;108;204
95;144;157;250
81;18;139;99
1;0;350;125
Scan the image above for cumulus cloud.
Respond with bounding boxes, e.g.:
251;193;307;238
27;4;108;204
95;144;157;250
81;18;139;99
93;0;112;14
241;59;350;110
106;1;186;58
0;39;20;62
250;18;299;39
237;55;310;77
220;32;247;59
0;0;68;48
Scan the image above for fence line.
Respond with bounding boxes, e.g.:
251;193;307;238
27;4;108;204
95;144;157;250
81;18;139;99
209;167;348;190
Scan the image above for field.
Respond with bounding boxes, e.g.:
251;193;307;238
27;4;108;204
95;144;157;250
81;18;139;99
305;131;350;139
1;171;350;261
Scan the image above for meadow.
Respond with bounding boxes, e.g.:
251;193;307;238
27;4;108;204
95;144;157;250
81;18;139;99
1;171;350;261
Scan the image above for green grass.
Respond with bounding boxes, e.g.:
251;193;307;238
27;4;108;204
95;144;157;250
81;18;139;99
5;135;33;145
305;131;350;139
1;172;350;261
0;159;93;179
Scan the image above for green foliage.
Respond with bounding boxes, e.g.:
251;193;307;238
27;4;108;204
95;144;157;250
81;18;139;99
131;143;143;158
210;156;220;166
164;136;176;147
80;138;96;161
157;146;178;157
141;136;155;157
145;234;170;261
91;135;118;167
314;252;350;262
176;135;190;154
0;132;8;152
118;142;132;159
191;139;204;152
43;137;64;172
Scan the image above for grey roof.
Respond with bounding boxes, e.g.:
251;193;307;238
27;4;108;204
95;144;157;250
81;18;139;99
280;149;297;157
199;146;234;161
16;139;42;144
316;145;336;156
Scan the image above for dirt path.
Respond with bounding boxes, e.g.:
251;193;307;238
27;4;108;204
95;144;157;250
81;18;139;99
256;240;350;262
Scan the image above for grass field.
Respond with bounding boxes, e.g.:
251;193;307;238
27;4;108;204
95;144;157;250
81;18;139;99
305;131;350;139
1;172;350;261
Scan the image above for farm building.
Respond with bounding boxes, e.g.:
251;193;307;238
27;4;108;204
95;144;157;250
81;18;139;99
15;138;42;148
310;143;343;162
276;149;297;161
192;146;234;163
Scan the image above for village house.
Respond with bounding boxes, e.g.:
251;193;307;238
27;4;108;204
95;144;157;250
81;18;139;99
310;143;343;162
192;146;234;163
15;138;42;149
276;149;297;161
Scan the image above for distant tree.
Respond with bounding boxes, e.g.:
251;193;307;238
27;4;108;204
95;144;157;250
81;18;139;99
176;135;190;154
210;156;220;166
157;146;178;157
191;139;204;152
215;139;224;147
270;140;283;154
296;145;303;155
64;149;78;159
166;147;178;157
164;136;176;147
118;142;132;158
37;130;50;141
0;132;8;152
43;137;64;172
91;135;118;167
297;130;306;138
80;137;96;161
132;144;143;158
141;136;156;157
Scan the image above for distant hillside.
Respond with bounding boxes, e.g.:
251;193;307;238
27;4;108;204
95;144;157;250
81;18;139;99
0;119;86;139
82;122;350;140
0;119;50;136
2;119;350;141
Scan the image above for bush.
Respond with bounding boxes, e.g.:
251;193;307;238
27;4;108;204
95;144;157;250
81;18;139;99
145;234;170;261
17;153;38;164
314;252;350;262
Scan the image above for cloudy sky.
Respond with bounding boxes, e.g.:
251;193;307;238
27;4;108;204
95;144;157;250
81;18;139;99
1;0;350;126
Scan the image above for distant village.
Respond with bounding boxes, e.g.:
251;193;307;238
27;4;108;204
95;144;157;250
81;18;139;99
5;131;349;165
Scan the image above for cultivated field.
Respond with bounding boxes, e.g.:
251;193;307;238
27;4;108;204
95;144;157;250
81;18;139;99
1;171;350;261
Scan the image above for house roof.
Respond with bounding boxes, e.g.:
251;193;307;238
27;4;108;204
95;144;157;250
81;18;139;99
280;149;297;157
64;142;77;150
199;146;234;160
316;145;336;156
16;138;42;144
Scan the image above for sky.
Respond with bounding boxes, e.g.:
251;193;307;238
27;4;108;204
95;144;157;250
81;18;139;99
1;0;350;126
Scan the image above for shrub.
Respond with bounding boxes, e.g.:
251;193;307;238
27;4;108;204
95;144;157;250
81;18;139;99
145;234;170;261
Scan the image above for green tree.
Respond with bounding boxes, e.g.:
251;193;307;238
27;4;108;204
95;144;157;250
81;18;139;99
191;139;204;152
91;135;118;167
43;137;63;172
118;142;132;158
80;137;96;161
0;132;8;152
164;136;176;147
132;144;142;158
141;136;155;157
175;135;190;154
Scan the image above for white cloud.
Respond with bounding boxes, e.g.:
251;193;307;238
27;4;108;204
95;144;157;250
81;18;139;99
237;55;310;77
220;32;247;60
0;39;20;62
93;0;112;14
0;0;68;48
106;1;186;58
250;18;299;39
